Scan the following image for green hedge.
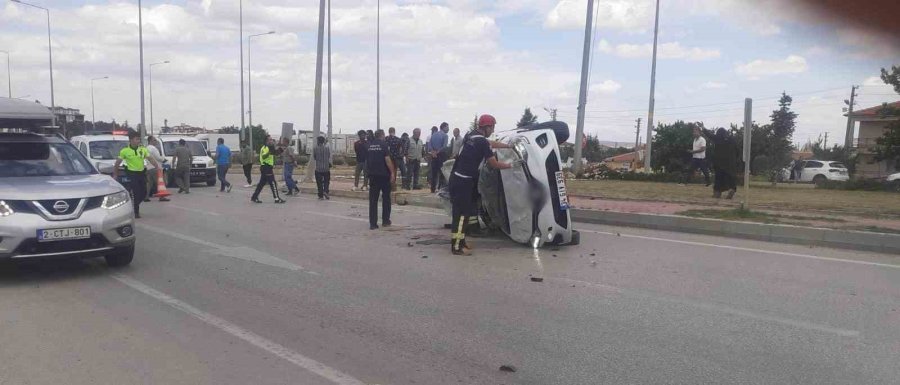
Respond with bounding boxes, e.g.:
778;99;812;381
332;157;346;166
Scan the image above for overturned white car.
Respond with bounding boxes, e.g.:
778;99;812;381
441;121;579;248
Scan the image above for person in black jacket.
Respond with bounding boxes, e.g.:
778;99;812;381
711;128;739;199
367;129;395;230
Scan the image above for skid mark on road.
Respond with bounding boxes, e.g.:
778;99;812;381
580;229;900;269
111;274;366;385
139;224;306;272
555;277;860;337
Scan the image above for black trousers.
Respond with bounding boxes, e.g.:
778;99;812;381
429;154;447;192
404;160;421;189
243;163;253;184
714;168;737;192
449;174;477;252
315;171;331;198
683;158;710;184
252;165;281;200
126;170;146;216
368;175;391;227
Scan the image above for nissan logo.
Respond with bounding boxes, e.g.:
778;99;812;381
53;200;70;213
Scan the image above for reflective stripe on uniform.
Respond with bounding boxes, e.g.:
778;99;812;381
453;171;473;179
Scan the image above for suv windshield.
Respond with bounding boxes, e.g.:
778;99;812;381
0;142;96;177
163;141;208;157
89;140;129;160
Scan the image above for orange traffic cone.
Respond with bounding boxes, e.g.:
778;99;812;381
154;168;172;199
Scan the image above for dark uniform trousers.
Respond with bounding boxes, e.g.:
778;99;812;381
368;175;392;227
449;173;479;252
126;170;147;216
252;165;282;201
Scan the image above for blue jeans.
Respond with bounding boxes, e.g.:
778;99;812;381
217;164;231;191
283;163;297;192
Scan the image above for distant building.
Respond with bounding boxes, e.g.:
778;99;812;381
602;145;645;172
162;123;213;135
50;106;85;136
848;101;900;179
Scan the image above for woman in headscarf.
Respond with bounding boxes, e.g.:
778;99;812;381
711;128;738;199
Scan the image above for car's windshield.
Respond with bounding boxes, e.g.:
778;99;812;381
88;140;129;160
163;141;208;157
0;142;96;177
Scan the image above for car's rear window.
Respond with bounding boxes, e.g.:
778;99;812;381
829;162;846;169
89;140;129;160
0;142;96;177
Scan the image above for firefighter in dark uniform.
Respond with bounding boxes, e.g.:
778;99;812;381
449;114;512;255
113;132;160;218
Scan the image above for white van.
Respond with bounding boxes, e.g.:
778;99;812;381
158;135;217;187
70;134;130;175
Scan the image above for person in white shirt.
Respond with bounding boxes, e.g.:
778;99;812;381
680;127;710;186
144;136;171;202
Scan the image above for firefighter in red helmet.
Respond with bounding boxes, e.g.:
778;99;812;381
449;114;513;256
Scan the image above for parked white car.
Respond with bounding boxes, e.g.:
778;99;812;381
781;160;849;184
887;172;900;192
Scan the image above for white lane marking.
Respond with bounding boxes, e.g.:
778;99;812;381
555;277;860;337
111;274;366;385
138;224;304;272
580;229;900;269
167;203;222;216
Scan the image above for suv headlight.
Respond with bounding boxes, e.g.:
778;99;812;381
0;200;13;217
207;159;215;167
101;191;130;210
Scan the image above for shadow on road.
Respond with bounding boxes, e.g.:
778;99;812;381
0;258;119;288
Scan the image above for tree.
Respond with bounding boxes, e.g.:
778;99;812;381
764;92;797;182
881;65;900;94
649;121;704;173
218;125;240;134
582;135;605;163
469;115;478;131
516;107;538;127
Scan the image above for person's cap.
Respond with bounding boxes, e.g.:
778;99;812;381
478;114;497;128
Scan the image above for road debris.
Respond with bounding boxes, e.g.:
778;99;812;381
499;365;517;373
591;261;597;266
421;255;428;259
407;242;414;247
530;277;544;282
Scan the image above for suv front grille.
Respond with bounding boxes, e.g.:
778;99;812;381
35;199;82;215
13;235;109;256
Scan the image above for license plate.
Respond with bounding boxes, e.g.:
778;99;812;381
190;170;206;177
555;171;570;210
37;226;91;242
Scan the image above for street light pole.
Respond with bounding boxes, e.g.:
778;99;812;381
11;0;54;128
0;50;10;98
376;0;380;132
239;0;245;143
643;0;661;173
248;31;275;136
148;61;169;137
137;0;147;143
572;0;595;176
91;76;108;131
327;0;332;141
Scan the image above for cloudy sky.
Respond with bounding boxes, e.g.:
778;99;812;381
2;0;898;145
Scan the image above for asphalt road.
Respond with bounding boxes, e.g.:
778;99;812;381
2;184;899;384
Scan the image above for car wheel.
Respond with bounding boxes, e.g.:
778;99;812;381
891;181;900;193
812;175;827;186
105;244;134;267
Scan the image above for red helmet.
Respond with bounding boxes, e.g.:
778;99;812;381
478;114;496;128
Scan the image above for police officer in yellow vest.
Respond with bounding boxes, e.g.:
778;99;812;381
113;132;161;218
251;136;286;204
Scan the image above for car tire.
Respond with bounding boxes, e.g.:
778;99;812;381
812;175;826;186
568;230;581;246
105;244;134;267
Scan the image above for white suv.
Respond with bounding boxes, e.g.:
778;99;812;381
158;136;217;187
70;134;130;175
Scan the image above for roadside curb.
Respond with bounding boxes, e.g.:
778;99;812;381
297;185;900;254
572;209;900;254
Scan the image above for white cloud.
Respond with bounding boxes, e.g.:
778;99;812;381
863;77;885;87
700;81;727;89
590;80;622;94
735;55;808;78
597;39;720;61
544;0;653;32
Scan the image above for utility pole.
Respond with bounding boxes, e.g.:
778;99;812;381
643;0;660;173
327;0;332;141
239;0;245;140
376;0;381;132
634;118;641;151
741;98;752;210
843;85;858;148
823;132;828;149
138;0;146;143
305;0;327;181
572;0;595;176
